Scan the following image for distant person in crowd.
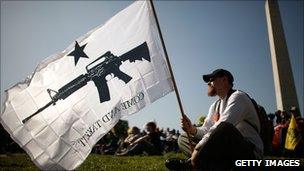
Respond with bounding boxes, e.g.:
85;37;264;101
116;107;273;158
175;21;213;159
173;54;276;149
281;111;291;156
176;130;180;137
141;129;147;136
272;110;290;156
164;129;179;152
165;127;171;137
275;110;282;126
268;113;275;126
99;130;119;155
166;69;263;170
281;111;291;125
117;122;162;156
115;126;141;155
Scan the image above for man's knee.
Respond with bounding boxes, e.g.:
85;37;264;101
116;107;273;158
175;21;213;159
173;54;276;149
177;132;193;157
198;122;253;159
212;122;239;136
216;121;234;130
177;132;189;147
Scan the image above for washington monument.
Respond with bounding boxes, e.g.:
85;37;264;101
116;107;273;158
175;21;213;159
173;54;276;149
265;0;299;111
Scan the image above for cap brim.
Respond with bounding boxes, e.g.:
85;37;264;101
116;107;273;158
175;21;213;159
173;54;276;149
203;74;213;83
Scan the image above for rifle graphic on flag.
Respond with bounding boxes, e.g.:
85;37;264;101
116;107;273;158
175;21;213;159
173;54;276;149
22;42;150;124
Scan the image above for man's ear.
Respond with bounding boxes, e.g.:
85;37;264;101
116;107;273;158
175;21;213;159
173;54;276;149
222;76;230;85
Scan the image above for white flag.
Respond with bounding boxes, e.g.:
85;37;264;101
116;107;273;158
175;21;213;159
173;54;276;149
1;1;173;170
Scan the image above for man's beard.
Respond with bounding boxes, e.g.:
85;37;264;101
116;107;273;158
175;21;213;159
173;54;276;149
208;86;217;97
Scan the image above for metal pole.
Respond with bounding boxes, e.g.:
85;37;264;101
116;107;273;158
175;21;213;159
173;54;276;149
148;0;194;152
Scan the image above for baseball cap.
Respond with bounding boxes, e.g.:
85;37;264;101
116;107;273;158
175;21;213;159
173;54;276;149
202;69;234;84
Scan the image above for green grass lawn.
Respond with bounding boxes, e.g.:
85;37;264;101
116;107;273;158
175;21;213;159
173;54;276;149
0;152;186;171
1;153;303;170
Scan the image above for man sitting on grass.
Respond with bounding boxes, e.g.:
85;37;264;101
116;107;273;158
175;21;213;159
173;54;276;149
166;69;263;170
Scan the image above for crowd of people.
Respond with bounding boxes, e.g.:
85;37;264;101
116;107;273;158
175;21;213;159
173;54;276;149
91;121;180;156
0;120;181;155
0;109;303;158
1;108;303;158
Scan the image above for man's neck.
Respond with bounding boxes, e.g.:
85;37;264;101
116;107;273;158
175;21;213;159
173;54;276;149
218;87;231;100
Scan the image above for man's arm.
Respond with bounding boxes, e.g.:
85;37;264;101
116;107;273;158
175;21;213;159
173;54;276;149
194;102;218;138
180;101;217;138
180;114;197;135
130;134;149;146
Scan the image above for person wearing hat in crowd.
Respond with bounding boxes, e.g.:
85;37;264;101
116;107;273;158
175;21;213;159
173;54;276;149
290;106;302;120
166;69;263;170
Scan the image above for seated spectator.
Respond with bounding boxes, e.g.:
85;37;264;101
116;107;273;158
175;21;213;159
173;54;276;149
268;113;275;125
272;111;289;156
281;110;291;125
116;122;162;156
275;110;282;126
99;130;119;155
116;126;141;154
164;129;179;152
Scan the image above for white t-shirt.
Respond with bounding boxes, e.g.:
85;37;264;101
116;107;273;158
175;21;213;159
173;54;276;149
195;90;264;158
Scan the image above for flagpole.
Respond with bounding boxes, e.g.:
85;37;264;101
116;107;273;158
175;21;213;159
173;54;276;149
148;0;194;152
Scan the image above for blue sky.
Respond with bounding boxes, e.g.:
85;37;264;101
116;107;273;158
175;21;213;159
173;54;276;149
1;1;303;131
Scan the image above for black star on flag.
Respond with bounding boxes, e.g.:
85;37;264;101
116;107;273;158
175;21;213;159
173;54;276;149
68;41;89;65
